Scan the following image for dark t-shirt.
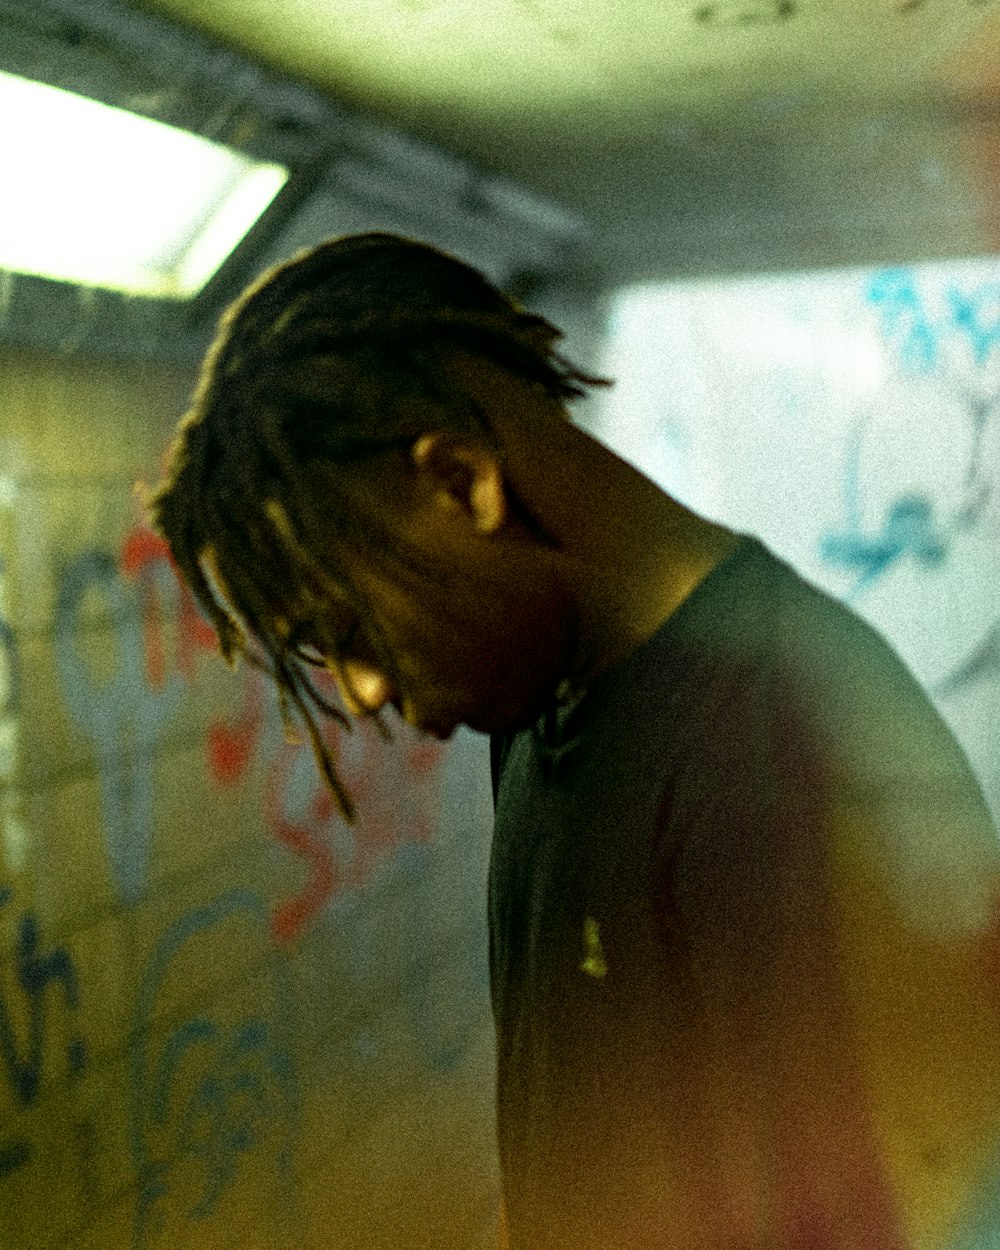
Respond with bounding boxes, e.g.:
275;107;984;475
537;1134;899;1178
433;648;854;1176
489;535;1000;1250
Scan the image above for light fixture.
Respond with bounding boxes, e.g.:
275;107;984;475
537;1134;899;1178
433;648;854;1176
0;69;290;300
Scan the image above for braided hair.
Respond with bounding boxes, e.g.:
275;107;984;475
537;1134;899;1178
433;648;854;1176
146;232;612;819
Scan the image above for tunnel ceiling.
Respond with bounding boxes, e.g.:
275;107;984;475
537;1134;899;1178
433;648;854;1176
123;0;1000;276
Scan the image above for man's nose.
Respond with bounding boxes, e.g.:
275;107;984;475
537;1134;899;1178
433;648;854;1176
338;657;396;717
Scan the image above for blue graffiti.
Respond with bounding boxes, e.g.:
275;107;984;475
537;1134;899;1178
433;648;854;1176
820;413;952;594
818;495;947;590
130;890;298;1250
948;284;1000;369
0;1137;30;1180
893;0;1000;13
935;619;1000;697
0;886;87;1184
0;886;86;1107
0;620;16;716
867;268;1000;379
866;269;941;375
693;0;796;23
54;550;182;904
0;558;18;718
821;267;1000;598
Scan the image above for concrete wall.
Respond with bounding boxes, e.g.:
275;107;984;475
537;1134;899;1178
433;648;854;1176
0;344;499;1250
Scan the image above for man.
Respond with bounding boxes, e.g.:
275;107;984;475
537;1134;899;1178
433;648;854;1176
150;232;1000;1250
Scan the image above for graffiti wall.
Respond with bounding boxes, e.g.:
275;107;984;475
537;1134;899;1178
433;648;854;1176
592;253;1000;822
0;345;499;1250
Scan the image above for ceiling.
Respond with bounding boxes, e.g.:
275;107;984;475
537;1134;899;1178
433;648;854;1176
125;0;1000;280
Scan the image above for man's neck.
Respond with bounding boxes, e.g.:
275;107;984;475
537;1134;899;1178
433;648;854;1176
433;344;740;686
500;408;740;685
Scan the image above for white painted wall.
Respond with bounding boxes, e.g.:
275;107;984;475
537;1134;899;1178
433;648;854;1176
589;255;1000;822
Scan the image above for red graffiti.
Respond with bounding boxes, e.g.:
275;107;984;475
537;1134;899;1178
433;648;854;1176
261;701;447;944
265;738;339;946
119;527;216;688
401;739;447;846
115;525;450;946
207;667;266;786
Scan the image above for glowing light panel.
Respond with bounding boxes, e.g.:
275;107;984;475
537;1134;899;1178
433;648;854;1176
0;71;289;299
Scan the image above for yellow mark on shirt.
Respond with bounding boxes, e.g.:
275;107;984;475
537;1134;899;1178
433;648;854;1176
581;916;608;979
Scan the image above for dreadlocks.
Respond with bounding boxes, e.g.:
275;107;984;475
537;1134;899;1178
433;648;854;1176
146;232;612;820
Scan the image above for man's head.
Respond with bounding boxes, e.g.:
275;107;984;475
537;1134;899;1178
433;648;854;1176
147;232;611;816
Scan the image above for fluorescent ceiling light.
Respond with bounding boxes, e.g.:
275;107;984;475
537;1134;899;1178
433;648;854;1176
0;70;290;299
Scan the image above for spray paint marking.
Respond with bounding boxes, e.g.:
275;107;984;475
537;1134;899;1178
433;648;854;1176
53;529;215;904
820;267;1000;598
936;619;1000;697
260;695;446;946
54;550;182;904
0;1136;30;1180
119;528;216;687
207;665;267;785
0;618;18;718
0;885;87;1182
867;269;1000;378
0;885;87;1104
55;524;450;933
130;890;297;1250
693;0;797;23
265;735;338;946
892;0;996;11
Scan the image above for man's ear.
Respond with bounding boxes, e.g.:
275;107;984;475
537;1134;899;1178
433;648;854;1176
411;433;507;535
